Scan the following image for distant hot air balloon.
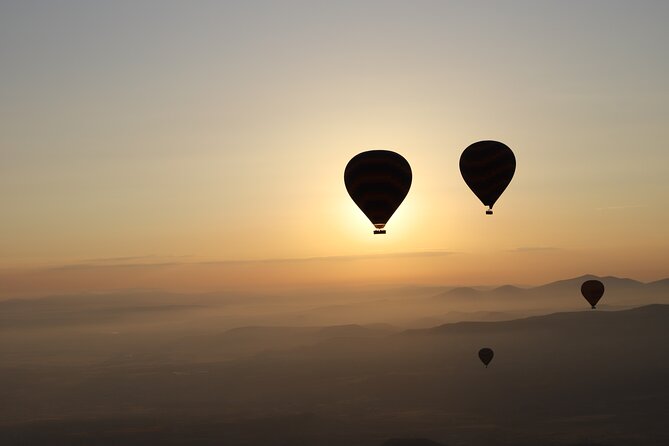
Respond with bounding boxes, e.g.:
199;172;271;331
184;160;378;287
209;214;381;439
478;347;494;368
344;150;412;234
459;140;516;215
581;279;605;309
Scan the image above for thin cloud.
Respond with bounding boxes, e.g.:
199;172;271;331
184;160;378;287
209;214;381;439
202;250;458;264
51;250;457;271
51;254;196;271
595;204;647;211
53;261;184;271
509;247;559;253
82;255;193;264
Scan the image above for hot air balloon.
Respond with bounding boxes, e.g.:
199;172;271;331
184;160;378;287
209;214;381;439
478;347;494;368
581;279;605;309
344;150;412;234
459;140;516;215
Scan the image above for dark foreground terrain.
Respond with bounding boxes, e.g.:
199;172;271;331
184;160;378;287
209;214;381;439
1;282;667;445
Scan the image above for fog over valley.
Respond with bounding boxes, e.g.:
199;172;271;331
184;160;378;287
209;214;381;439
1;275;668;445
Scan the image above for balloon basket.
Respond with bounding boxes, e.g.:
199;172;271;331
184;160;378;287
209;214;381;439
486;209;493;215
373;230;387;235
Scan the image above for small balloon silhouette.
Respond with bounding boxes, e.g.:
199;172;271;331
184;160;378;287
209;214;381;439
478;347;494;367
581;279;605;309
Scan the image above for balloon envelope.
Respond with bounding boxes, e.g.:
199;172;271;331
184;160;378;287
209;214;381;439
459;141;516;214
581;279;605;309
478;347;494;367
344;150;412;233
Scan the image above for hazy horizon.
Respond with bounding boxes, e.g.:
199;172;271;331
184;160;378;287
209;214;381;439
3;251;669;299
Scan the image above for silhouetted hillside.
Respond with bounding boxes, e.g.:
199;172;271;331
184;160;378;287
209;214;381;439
432;274;669;312
413;303;669;335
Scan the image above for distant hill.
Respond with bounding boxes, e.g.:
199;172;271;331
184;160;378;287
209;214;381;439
408;303;669;336
3;275;667;333
431;274;669;312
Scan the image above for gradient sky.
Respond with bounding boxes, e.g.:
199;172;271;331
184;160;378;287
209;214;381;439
1;1;668;295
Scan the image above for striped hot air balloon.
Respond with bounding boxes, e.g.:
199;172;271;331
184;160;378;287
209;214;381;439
344;150;412;234
460;141;516;215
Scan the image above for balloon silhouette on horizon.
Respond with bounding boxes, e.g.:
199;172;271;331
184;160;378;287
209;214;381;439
581;279;605;309
460;140;516;215
478;347;494;368
344;150;412;234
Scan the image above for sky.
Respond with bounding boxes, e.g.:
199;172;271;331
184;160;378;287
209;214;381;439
1;1;668;296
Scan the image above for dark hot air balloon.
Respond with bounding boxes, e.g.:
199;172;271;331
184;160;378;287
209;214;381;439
478;347;494;368
344;150;412;234
581;279;605;309
460;140;516;215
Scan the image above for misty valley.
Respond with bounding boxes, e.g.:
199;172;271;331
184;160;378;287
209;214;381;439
1;275;668;446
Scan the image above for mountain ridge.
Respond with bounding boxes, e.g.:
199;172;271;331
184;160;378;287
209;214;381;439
403;303;669;336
